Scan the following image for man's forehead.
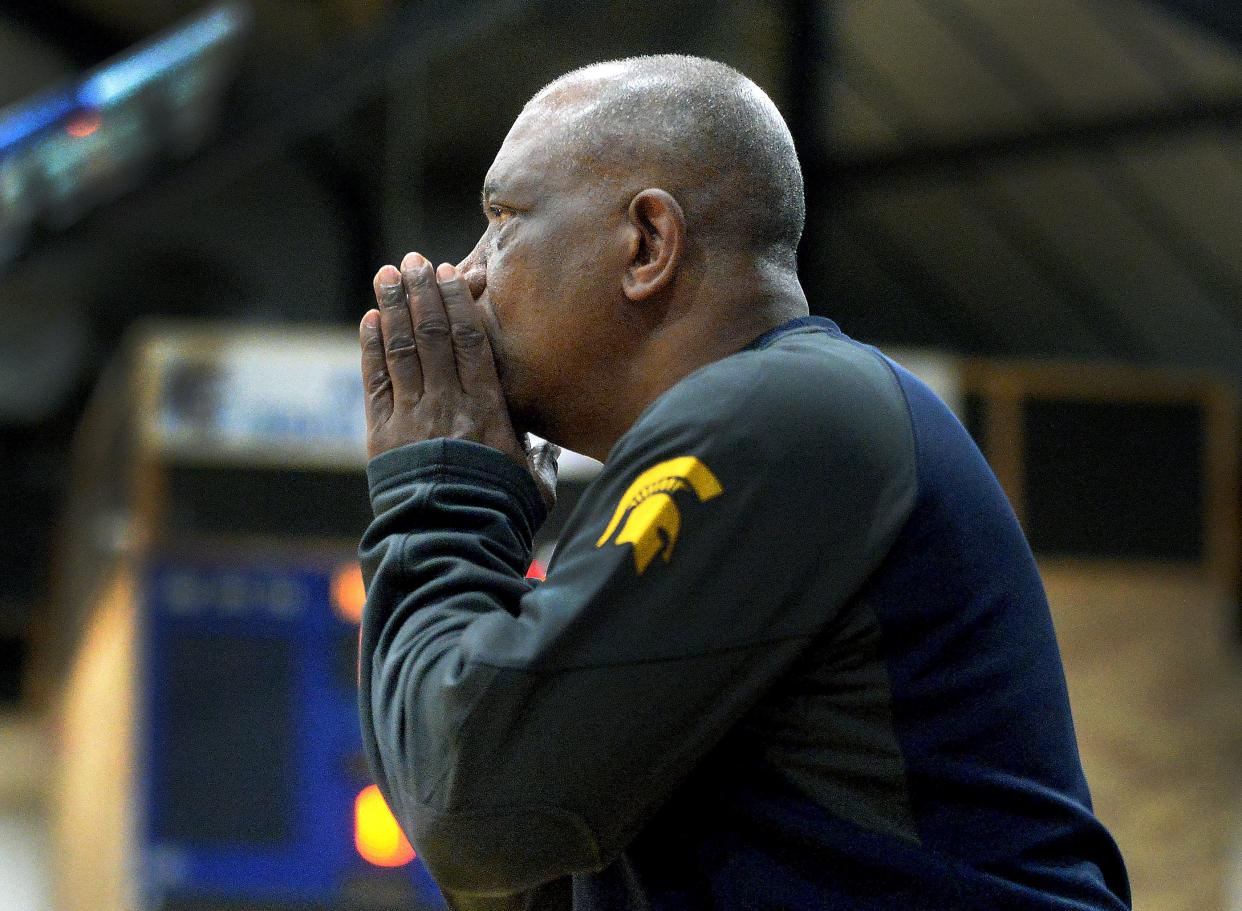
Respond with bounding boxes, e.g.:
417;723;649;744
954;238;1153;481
483;100;601;194
483;124;555;195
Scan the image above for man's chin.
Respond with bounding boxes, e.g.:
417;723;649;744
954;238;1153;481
509;401;552;444
489;348;559;445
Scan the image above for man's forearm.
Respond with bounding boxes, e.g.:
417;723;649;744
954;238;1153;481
358;438;601;899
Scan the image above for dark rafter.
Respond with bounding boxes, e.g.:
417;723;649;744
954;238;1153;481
1;0;135;68
837;49;1145;359
820;94;1242;186
914;0;1242;347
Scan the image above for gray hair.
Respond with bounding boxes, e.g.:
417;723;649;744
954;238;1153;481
529;55;806;266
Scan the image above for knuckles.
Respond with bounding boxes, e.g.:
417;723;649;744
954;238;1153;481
414;318;451;339
383;335;417;355
450;323;487;348
449;414;481;440
365;368;392;393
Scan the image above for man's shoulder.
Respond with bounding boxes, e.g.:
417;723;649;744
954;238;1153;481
631;327;911;451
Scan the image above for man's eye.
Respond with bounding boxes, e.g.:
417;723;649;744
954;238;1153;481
488;205;512;221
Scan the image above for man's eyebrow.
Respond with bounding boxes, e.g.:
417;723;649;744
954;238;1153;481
482;181;529;211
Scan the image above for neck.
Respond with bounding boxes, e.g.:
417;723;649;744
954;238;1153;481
573;260;809;461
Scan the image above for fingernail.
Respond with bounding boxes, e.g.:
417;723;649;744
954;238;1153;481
401;251;426;272
436;263;457;281
361;310;380;330
377;264;400;287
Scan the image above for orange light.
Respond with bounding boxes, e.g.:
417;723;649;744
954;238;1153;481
525;559;546;581
65;111;102;138
332;563;366;624
355;784;415;867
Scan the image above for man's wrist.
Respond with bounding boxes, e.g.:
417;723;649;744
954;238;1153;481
367;438;548;530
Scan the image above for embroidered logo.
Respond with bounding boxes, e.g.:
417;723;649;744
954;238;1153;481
596;456;723;574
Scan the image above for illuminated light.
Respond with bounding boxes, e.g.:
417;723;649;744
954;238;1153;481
65;111;102;139
0;90;75;153
76;6;247;106
332;563;366;624
525;559;546;581
355;784;415;867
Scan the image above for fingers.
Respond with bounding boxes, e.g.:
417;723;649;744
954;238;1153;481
359;309;392;433
435;262;499;391
401;252;457;390
375;264;422;400
368;252;496;404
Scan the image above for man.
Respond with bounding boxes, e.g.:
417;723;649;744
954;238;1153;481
356;55;1130;910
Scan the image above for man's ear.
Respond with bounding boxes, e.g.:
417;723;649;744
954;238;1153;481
623;189;685;302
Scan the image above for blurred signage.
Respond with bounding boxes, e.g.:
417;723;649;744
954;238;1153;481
154;563;309;619
141;325;368;467
137;322;605;476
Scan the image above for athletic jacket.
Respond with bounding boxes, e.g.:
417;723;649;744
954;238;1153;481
358;316;1131;910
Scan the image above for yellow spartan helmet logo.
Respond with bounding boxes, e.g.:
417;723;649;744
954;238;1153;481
596;456;723;574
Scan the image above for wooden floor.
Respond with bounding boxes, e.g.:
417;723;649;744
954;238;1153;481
1042;561;1242;911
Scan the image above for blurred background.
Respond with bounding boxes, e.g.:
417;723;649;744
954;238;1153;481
0;0;1240;909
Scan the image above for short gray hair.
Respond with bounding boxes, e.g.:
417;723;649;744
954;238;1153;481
530;55;806;265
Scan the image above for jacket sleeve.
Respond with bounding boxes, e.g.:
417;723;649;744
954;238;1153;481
357;351;916;906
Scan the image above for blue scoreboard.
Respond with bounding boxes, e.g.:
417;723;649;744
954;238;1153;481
138;556;445;910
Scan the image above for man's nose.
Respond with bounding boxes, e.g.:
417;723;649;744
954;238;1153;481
457;249;486;300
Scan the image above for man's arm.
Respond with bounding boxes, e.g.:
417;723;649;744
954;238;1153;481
359;359;916;905
354;254;915;905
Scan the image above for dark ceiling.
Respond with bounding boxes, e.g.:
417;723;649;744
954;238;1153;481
818;0;1242;371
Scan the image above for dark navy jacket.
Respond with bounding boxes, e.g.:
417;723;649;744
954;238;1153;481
358;317;1131;910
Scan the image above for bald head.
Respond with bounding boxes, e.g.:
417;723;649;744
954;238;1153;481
524;55;806;267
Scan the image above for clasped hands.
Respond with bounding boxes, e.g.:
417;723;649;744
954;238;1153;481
360;252;558;509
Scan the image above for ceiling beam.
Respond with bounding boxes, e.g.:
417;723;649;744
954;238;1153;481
820;94;1242;187
0;0;134;67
